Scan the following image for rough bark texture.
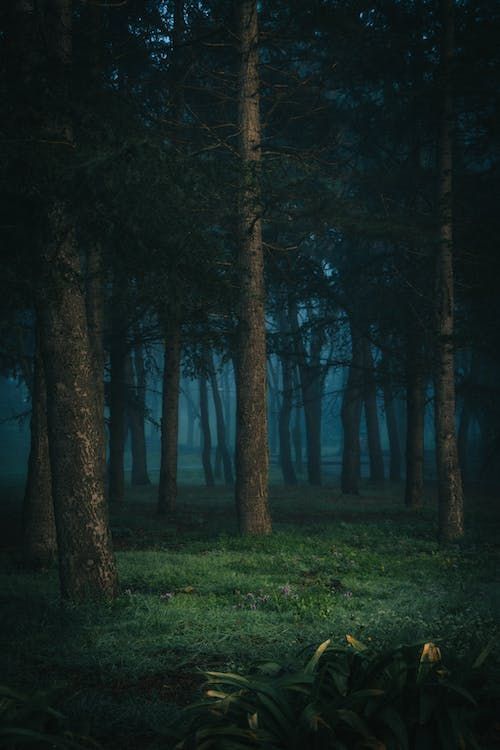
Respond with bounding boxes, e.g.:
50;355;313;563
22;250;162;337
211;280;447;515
199;374;215;488
341;323;363;494
127;346;150;486
405;334;425;509
208;353;234;486
108;301;127;505
235;0;272;534
158;323;181;514
434;0;464;541
39;205;117;600
362;338;385;481
23;333;57;567
36;0;117;600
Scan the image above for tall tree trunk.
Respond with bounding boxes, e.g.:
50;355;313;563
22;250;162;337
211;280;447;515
267;357;279;457
222;364;232;450
128;344;150;486
341;323;363;494
457;402;471;482
382;359;402;481
292;366;304;474
199;374;215;487
405;334;425;508
278;349;297;486
434;0;464;541
158;322;181;514
184;380;196;449
235;0;271;534
208;353;234;486
23;332;57;567
108;300;127;505
36;0;117;600
362;339;385;481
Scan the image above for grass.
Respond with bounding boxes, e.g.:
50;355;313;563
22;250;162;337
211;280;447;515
0;467;499;748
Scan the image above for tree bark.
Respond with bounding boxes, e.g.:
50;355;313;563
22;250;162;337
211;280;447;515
434;0;464;541
36;0;117;600
208;352;234;485
128;344;150;486
362;338;385;481
341;322;363;494
278;348;297;486
23;332;57;567
382;360;402;481
85;244;106;481
405;334;425;509
235;0;272;534
158;322;181;514
199;373;215;487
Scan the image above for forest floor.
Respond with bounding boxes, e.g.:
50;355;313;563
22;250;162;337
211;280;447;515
0;470;499;748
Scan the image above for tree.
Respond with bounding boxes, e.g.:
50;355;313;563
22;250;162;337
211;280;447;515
234;0;272;535
434;0;464;541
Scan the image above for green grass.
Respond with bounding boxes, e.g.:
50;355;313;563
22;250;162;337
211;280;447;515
0;474;499;748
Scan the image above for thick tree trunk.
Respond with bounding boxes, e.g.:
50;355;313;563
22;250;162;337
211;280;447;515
208;353;234;486
405;335;425;509
199;374;215;487
128;345;150;486
108;304;127;505
341;323;363;494
382;365;402;481
39;206;117;600
36;0;117;600
23;333;57;567
362;339;385;481
278;350;297;486
434;0;464;541
235;0;272;534
85;244;105;480
158;322;181;514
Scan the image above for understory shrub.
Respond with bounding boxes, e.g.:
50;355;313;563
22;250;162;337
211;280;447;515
176;637;493;749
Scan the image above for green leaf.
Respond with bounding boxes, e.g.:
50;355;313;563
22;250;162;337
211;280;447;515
305;639;331;673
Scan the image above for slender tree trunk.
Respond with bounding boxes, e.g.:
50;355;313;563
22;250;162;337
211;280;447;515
362;338;385;481
405;334;425;508
434;0;464;541
184;381;196;450
292;366;304;474
278;350;297;486
108;302;127;505
235;0;271;534
341;323;363;494
199;374;215;487
222;364;232;450
158;322;181;514
23;332;57;567
208;352;234;485
382;360;402;481
128;346;150;486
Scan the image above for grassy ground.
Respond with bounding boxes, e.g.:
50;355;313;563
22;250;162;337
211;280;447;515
0;469;499;748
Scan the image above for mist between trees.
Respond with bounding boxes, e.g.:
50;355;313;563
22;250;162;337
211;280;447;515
0;0;499;600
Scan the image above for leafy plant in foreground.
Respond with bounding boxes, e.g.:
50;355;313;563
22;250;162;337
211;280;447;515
176;637;488;749
0;685;96;749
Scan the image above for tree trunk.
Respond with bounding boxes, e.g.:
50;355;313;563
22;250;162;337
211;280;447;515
158;322;181;514
199;374;215;487
208;352;234;486
341;323;363;494
23;332;57;567
382;362;402;481
235;0;272;534
108;300;127;505
278;349;297;486
292;366;304;474
128;345;150;486
434;0;464;541
362;338;385;481
457;402;471;482
405;334;425;509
